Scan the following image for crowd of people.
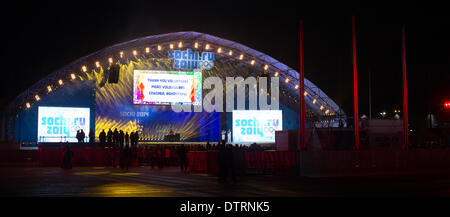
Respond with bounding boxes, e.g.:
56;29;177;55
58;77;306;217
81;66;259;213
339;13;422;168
98;128;140;147
63;127;267;183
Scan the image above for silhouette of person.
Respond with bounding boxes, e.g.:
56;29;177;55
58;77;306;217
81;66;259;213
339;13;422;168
76;130;80;143
125;132;129;147
79;129;85;143
225;144;236;183
129;132;134;147
178;144;188;172
134;131;139;146
107;129;113;146
89;130;95;144
113;128;119;146
119;130;124;147
61;144;74;169
218;141;226;183
99;130;106;146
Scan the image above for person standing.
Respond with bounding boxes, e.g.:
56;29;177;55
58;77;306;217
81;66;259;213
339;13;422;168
61;144;74;169
129;132;134;147
119;130;124;147
226;144;236;183
134;131;139;147
227;129;232;144
157;145;163;169
89;130;95;145
218;141;226;183
121;145;131;171
125;132;129;147
164;146;171;166
79;129;85;143
107;129;113;146
220;130;226;143
76;130;81;143
99;130;106;146
113;128;119;146
178;144;188;172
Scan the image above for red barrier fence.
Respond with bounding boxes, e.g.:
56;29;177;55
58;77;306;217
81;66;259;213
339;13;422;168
7;147;450;177
0;150;38;165
38;147;139;167
187;151;299;175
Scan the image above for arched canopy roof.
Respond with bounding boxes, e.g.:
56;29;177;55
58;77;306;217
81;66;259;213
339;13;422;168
8;31;345;121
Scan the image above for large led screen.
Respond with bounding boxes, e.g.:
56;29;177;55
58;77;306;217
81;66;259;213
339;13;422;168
38;106;90;142
133;70;202;105
232;110;282;143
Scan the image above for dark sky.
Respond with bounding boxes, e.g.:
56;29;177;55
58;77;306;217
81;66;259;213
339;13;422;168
1;1;449;128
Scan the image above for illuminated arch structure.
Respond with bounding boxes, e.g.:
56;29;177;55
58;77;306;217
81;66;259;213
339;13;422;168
6;32;346;143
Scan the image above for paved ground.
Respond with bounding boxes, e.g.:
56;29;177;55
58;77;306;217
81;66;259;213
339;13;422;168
1;166;450;197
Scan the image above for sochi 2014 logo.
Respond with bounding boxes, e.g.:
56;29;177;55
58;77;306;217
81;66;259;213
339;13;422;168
169;49;214;70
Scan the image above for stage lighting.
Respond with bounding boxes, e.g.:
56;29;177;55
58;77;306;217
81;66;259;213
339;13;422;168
217;47;222;53
71;73;76;80
274;71;279;77
133;50;137;56
108;57;113;64
285;78;290;83
205;44;210;50
250;60;255;65
304;91;308;96
170;44;174;49
35;95;40;101
194;42;199;49
47;86;52;93
239;54;244;60
312;99;317;104
325;109;329;114
95;61;100;68
157;45;162;51
58;79;63;85
228;50;233;56
120;51;124;58
82;65;87;72
320;105;324;110
26;102;30;109
178;41;182;48
145;47;150;53
264;64;269;70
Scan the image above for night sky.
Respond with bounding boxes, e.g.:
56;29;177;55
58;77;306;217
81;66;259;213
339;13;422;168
1;1;449;129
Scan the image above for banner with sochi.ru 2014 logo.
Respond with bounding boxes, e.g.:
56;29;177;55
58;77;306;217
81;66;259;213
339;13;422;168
37;106;90;142
232;110;282;143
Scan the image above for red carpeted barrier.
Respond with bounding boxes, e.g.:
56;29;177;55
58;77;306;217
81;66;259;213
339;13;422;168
187;151;299;175
36;147;299;175
187;151;208;172
0;149;38;164
38;147;140;167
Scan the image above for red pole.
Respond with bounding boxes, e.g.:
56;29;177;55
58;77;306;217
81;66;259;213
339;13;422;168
299;20;305;151
352;16;360;150
402;26;409;149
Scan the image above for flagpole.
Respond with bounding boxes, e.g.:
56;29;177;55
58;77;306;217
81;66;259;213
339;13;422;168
299;19;305;151
402;26;409;149
352;16;360;150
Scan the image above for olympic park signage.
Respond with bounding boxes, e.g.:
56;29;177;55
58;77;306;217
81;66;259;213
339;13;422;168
232;110;283;143
169;49;215;70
